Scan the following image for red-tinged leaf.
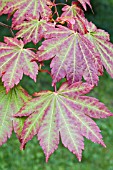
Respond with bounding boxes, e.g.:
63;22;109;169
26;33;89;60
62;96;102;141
0;81;31;145
37;25;99;85
57;2;84;25
57;2;89;34
61;2;84;18
86;22;113;79
0;37;38;92
14;17;55;44
69;15;88;34
78;0;92;10
14;82;112;161
1;0;52;25
57;3;88;34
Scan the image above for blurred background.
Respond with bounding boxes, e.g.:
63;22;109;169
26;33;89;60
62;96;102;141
0;0;113;169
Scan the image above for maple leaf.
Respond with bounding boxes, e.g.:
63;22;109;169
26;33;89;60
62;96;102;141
0;81;31;146
61;2;84;18
57;2;84;25
57;2;89;34
14;82;112;162
1;0;52;25
0;37;38;92
14;17;54;44
37;25;99;86
85;22;113;78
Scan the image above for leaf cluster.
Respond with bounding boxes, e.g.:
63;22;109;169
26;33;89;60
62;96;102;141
0;0;113;162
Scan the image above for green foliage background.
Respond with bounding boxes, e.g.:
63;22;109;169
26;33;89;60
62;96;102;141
0;0;113;169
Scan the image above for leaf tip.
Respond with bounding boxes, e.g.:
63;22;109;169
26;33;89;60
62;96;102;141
46;156;49;163
78;157;82;162
76;153;82;162
101;141;106;148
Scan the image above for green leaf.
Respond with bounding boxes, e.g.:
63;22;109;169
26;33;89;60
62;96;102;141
0;80;31;145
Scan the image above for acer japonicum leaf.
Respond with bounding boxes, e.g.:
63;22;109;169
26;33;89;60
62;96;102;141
37;25;99;86
14;17;55;44
0;81;31;145
0;37;38;92
0;0;113;163
1;0;52;26
57;2;89;34
62;2;85;18
57;2;84;25
85;22;113;78
14;82;112;162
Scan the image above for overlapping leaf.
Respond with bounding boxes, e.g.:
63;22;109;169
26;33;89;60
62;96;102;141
0;81;31;146
57;2;84;25
14;17;54;44
0;37;38;92
1;0;52;25
86;22;113;78
62;2;84;18
37;25;99;85
15;82;112;161
57;2;88;34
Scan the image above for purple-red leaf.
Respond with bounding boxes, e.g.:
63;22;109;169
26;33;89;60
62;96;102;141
57;2;88;34
15;82;112;161
0;37;38;92
37;25;99;85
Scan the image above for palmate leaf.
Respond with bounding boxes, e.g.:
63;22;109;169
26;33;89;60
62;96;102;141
0;81;31;145
15;82;112;162
61;2;84;18
57;2;84;25
37;25;99;86
1;0;52;25
86;22;113;78
57;2;88;34
14;17;54;44
0;37;38;92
